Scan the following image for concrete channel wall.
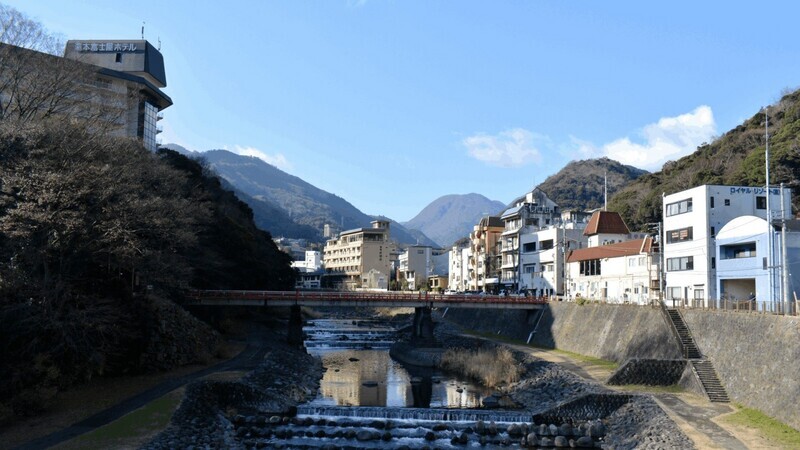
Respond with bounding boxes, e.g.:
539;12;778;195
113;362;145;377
444;302;800;431
682;310;800;431
444;302;682;362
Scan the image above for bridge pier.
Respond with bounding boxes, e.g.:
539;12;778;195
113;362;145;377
287;305;304;346
413;306;434;340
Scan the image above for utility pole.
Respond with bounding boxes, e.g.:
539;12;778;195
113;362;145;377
781;183;790;314
765;107;774;312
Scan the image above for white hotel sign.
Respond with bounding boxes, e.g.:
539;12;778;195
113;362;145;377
74;42;138;52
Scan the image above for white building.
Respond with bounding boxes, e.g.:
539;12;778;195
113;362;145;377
715;216;800;312
291;251;322;272
399;245;432;291
517;224;587;297
566;211;659;304
448;243;471;292
663;185;792;307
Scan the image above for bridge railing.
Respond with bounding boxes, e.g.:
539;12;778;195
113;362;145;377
185;289;549;305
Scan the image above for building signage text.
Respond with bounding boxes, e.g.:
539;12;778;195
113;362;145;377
729;187;780;195
74;42;138;52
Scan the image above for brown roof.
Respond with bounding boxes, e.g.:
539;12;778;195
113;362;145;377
567;237;654;263
583;211;631;236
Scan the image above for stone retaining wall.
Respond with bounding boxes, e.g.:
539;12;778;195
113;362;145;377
444;302;682;362
682;310;800;430
607;359;687;386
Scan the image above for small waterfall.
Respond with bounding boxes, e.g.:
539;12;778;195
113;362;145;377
296;405;533;423
304;340;394;349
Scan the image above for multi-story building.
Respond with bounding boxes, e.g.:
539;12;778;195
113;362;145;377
499;189;560;292
1;40;172;151
468;216;504;292
448;242;471;292
323;220;393;290
519;223;588;297
292;251;322;272
663;185;792;307
566;211;659;304
399;245;432;291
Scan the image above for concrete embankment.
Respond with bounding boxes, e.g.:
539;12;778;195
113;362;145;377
682;310;800;431
445;302;800;431
444;302;682;362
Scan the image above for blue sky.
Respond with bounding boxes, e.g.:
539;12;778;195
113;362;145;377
9;1;800;221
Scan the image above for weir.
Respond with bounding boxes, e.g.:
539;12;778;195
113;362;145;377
296;405;533;423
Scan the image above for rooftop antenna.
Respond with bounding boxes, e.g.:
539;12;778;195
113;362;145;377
141;21;145;39
157;36;161;50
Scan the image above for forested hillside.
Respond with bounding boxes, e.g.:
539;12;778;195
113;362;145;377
535;157;648;210
0;125;294;420
609;89;800;231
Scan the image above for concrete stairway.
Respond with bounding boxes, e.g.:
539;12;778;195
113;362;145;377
666;309;702;359
665;308;730;403
691;360;730;403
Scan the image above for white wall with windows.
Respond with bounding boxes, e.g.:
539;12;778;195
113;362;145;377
663;185;792;307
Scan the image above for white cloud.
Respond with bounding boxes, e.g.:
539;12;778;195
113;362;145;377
576;106;716;169
231;145;292;171
463;128;544;168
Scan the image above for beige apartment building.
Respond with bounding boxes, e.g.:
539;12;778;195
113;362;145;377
323;220;393;289
468;216;504;292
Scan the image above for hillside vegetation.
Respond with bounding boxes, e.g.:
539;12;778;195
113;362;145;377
536;157;648;211
0;124;294;421
609;89;800;231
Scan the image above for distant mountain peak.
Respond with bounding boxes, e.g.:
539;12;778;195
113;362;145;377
403;193;506;247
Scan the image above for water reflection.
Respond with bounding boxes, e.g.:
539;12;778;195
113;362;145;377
305;320;490;409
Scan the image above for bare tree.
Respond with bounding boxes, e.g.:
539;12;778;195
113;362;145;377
0;4;126;133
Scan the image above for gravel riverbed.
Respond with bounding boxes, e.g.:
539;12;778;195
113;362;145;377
143;315;693;449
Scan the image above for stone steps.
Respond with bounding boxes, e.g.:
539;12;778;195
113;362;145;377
665;308;729;403
691;360;730;403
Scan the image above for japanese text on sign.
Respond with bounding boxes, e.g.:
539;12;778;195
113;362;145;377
74;42;138;52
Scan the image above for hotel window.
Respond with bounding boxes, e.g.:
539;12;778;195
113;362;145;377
523;264;536;274
115;52;122;63
724;199;730;206
666;227;693;244
666;198;692;216
540;239;554;250
710;196;715;208
756;196;767;210
667;256;693;271
523;242;536;252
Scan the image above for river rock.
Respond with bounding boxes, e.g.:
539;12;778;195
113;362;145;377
507;423;523;437
425;431;436;441
539;436;553;447
526;432;538;446
356;429;375;441
370;420;386;429
559;423;573;436
575;436;594;448
382;431;392;441
269;416;281;424
588;421;606;438
458;432;469;444
554;435;568;447
488;421;498;435
314;429;326;438
538;424;549;436
433;423;450;431
549;424;559;436
475;420;486;435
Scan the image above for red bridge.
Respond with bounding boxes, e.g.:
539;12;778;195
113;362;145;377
186;290;547;310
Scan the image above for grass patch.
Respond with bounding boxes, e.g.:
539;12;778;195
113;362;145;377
720;404;800;449
611;384;685;394
460;328;619;370
440;347;524;388
550;348;619;370
54;389;183;450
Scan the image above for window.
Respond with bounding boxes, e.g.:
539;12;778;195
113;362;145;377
417;250;424;254
667;256;693;271
523;264;536;274
523;242;536;252
666;227;693;244
721;242;756;259
579;259;602;275
666;198;692;216
115;52;122;62
667;287;683;300
711;257;716;269
724;199;730;206
710;226;715;237
710;196;715;208
756;196;767;210
540;239;554;250
693;289;705;300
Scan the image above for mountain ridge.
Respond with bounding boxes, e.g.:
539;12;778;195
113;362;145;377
403;193;506;247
